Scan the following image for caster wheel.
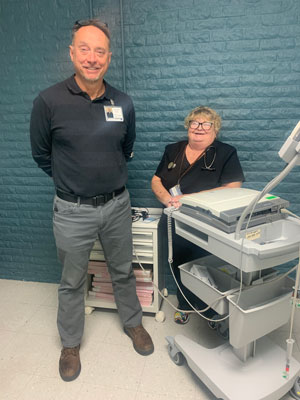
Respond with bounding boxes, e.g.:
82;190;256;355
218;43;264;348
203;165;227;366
208;314;219;330
290;376;300;399
162;288;168;297
168;344;185;366
155;310;165;322
208;320;217;330
85;306;95;315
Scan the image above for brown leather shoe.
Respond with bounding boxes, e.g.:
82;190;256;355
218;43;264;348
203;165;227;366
124;324;154;356
59;345;81;382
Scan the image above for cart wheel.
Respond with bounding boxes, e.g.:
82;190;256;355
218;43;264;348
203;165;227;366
168;344;185;366
162;288;168;297
208;314;219;330
155;310;165;322
85;306;95;315
208;320;217;330
290;376;300;399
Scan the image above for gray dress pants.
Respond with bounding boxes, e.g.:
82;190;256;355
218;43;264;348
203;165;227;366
53;189;142;347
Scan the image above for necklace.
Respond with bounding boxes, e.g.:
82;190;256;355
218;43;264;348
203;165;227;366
202;146;216;171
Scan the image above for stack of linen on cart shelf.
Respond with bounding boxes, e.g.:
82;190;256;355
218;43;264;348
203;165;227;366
88;261;154;306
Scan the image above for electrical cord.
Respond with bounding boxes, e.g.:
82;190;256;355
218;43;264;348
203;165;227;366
133;243;230;319
166;208;242;323
131;207;149;222
281;208;300;221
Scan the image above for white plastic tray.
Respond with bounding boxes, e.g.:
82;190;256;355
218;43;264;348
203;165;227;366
227;276;293;348
179;255;240;315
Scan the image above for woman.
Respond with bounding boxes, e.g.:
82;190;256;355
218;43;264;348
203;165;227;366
151;106;244;324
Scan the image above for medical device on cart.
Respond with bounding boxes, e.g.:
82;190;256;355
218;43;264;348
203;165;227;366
165;121;300;400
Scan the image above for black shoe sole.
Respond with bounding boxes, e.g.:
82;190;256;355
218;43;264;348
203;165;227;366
124;328;154;356
59;363;81;382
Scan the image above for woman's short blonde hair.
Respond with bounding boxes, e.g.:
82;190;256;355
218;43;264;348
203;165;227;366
184;106;222;136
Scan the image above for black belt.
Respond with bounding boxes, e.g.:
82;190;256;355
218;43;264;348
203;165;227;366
56;186;125;207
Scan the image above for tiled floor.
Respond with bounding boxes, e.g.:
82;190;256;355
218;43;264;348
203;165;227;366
0;278;300;400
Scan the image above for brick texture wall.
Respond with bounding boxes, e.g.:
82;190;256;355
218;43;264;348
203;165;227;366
1;0;300;286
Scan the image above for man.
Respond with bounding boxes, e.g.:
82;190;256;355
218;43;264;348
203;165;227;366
30;19;154;382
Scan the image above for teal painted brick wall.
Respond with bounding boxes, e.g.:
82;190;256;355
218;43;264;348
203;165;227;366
0;0;300;286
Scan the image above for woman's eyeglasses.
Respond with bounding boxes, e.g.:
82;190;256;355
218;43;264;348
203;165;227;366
189;121;213;131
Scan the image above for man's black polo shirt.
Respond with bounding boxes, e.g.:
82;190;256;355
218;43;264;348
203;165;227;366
30;75;135;197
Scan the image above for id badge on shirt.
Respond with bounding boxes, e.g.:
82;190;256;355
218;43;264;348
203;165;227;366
104;106;124;122
169;184;182;196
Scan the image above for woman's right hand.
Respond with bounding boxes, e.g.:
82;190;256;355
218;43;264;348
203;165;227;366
167;195;183;209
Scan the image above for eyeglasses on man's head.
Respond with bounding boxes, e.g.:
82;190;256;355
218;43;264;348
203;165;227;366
72;19;110;40
74;19;108;28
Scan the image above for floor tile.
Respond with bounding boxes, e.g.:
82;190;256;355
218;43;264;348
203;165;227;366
21;305;58;336
81;341;146;390
13;281;56;305
0;329;18;356
19;375;82;400
87;308;122;347
0;370;33;400
41;283;59;307
135;391;195;400
0;301;39;331
0;332;59;375
76;383;137;400
0;279;22;299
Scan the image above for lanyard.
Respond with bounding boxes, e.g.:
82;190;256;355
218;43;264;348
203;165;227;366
177;145;205;184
